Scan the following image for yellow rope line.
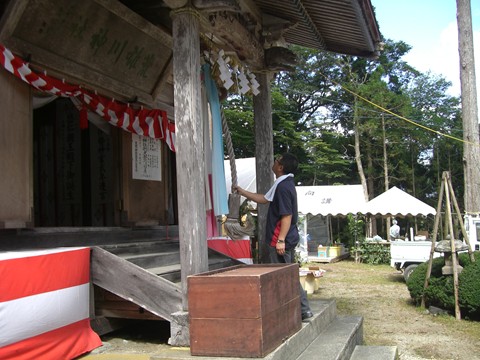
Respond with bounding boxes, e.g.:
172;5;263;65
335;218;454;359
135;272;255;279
320;72;479;147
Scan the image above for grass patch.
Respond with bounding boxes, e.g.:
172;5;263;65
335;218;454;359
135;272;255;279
310;258;480;358
330;297;356;315
434;314;480;340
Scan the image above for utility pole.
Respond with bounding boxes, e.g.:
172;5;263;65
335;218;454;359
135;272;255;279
456;0;480;214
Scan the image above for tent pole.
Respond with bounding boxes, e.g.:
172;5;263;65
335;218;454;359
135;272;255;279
328;215;333;245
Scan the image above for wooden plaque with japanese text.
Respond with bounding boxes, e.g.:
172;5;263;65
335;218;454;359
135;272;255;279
0;0;173;105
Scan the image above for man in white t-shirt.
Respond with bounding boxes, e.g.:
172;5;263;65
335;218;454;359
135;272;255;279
390;219;400;241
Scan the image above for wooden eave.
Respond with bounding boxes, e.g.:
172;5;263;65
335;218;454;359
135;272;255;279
254;0;381;58
123;0;381;59
0;0;381;107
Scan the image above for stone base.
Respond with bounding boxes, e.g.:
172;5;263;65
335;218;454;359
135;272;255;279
442;264;463;275
168;311;190;347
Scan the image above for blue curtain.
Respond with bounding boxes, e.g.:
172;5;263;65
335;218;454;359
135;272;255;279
202;63;229;216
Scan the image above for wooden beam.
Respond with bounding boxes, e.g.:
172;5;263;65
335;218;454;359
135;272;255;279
265;46;297;72
90;247;182;321
237;0;262;26
200;10;264;69
171;6;209;310
152;54;173;103
164;0;188;8
193;0;240;11
95;288;164;320
262;13;297;46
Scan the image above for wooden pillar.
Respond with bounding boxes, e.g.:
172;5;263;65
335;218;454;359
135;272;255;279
253;72;274;263
0;70;33;228
171;6;208;309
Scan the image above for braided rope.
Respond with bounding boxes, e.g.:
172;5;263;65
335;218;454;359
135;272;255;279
221;108;237;191
220;106;254;238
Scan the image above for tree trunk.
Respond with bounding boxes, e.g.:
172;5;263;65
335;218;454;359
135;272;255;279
366;139;377;237
353;98;370;236
354;98;368;200
457;0;480;213
382;114;391;237
411;143;418;233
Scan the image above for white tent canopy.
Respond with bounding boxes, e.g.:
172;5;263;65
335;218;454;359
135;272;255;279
224;158;367;216
296;185;367;216
225;158;435;218
364;186;436;217
224;157;256;193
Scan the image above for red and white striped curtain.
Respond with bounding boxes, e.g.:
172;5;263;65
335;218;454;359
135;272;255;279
0;44;175;152
0;247;102;359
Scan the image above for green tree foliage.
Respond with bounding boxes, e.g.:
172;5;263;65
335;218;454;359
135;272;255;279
269;47;354;185
223;95;255;158
223;39;463;230
329;40;459;202
404;73;463;207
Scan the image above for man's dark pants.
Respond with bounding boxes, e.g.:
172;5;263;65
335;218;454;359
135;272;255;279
268;246;312;316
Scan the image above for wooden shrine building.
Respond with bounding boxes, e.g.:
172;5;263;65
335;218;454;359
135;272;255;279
0;0;381;346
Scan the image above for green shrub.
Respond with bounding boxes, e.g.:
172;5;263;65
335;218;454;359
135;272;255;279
424;276;455;310
458;251;480;266
406;251;480;319
353;241;390;265
459;252;480;318
406;257;445;304
343;214;365;248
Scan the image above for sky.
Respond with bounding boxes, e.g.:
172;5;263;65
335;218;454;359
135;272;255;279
371;0;480;101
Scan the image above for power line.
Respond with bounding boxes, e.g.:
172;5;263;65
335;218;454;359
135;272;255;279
318;71;479;147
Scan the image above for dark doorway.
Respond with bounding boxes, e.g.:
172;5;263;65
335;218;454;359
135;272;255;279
33;98;115;226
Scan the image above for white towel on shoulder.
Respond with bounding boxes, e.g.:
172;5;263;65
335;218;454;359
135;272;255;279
264;174;294;202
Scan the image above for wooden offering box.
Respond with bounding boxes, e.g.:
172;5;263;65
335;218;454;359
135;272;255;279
188;264;301;357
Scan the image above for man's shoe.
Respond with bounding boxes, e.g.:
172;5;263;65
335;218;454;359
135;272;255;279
301;311;313;322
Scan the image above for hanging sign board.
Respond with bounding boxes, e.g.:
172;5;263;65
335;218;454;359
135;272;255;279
132;134;162;181
0;0;172;104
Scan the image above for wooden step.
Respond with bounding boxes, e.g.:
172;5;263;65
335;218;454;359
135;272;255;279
147;263;182;276
122;251;180;268
100;240;180;256
145;252;242;282
147;263;182;282
91;239;246;340
0;226;179;250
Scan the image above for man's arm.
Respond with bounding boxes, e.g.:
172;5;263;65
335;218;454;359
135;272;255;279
235;186;269;204
277;214;292;241
275;214;292;255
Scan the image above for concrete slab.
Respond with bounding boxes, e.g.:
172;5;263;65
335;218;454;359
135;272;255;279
350;345;399;360
80;355;151;360
80;298;338;360
296;315;363;360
